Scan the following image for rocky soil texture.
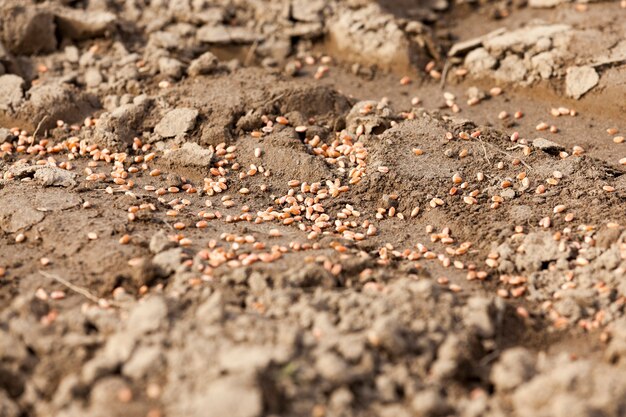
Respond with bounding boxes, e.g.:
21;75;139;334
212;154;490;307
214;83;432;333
1;1;626;417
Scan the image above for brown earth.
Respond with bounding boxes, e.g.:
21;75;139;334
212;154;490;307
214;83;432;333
1;1;625;417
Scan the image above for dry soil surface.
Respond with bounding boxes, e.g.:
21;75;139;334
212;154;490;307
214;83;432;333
1;1;626;417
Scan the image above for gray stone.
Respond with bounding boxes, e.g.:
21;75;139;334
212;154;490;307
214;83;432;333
565;66;599;99
0;74;24;111
188;51;219;77
126;296;168;335
154;108;198;138
162;142;214;168
491;348;536;391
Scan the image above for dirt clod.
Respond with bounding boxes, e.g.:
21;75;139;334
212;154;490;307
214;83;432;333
155;108;198;138
565;65;600;99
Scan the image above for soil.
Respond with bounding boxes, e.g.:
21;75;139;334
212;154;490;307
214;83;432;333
1;1;625;417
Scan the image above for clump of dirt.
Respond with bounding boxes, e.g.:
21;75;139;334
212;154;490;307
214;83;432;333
447;2;626;100
1;1;626;417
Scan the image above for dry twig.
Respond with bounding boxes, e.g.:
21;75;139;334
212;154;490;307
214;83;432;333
40;270;118;307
